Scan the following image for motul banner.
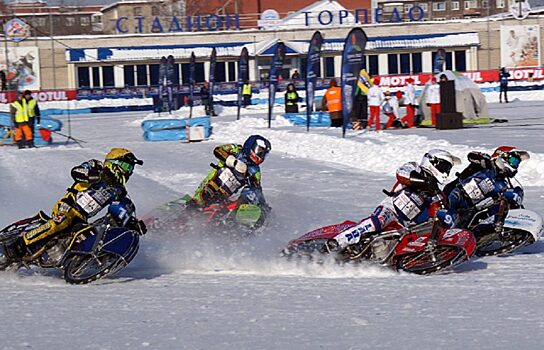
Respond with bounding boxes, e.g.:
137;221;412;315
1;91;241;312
0;90;77;103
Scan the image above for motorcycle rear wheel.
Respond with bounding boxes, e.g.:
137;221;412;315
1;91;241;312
63;252;121;284
396;245;466;275
475;229;532;257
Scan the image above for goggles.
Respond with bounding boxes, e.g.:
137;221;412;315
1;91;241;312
507;155;521;169
107;159;134;175
432;158;453;175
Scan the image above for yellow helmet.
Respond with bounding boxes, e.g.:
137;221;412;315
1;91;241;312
104;148;143;184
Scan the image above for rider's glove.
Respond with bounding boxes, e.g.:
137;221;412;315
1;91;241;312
128;217;147;235
225;155;247;175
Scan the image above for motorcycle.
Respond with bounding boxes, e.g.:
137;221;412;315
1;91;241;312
0;197;145;284
283;218;476;275
144;165;271;235
453;182;543;256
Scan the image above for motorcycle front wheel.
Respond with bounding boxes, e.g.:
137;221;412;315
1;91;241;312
63;252;121;284
396;245;466;275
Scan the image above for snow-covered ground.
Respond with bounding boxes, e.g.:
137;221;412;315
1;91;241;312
0;101;543;349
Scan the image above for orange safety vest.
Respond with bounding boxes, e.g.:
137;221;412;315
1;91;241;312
325;87;342;112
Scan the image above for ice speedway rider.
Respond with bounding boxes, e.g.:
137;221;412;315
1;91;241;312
443;146;529;227
327;149;461;251
3;148;146;261
190;135;272;209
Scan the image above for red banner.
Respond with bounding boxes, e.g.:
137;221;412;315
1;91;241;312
377;68;544;87
0;90;77;104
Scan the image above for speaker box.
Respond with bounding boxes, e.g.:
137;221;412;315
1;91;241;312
439;80;456;113
436;112;463;130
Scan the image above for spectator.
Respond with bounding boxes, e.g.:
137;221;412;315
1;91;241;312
382;89;399;129
321;78;343;127
401;78;416;128
291;70;301;80
242;80;252;107
367;77;384;131
499;67;510;103
200;81;212;116
24;90;40;145
350;69;371;130
284;83;300;113
0;70;6;91
426;76;440;126
10;92;33;149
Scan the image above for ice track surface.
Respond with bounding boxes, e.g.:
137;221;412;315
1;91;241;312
0;102;543;349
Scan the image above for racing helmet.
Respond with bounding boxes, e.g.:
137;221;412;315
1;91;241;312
420;149;461;184
491;146;529;177
104;148;144;184
243;135;271;165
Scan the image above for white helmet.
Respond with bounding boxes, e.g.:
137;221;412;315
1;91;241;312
420;149;461;184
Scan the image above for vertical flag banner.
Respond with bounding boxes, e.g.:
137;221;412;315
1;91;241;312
237;47;249;120
166;55;175;112
209;47;217;112
433;48;446;73
341;28;367;137
189;51;195;118
268;42;286;128
158;56;167;112
305;31;323;132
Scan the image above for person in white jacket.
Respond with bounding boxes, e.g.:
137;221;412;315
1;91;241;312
401;78;417;128
367;78;385;130
426;76;440;126
381;90;399;129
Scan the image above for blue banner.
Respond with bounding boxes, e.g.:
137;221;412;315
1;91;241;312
157;56;167;112
268;42;286;128
433;48;446;74
305;31;323;132
189;51;195;118
341;28;367;137
166;55;174;112
209;48;216;111
237;47;249;120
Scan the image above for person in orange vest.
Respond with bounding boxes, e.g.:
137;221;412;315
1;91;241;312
321;78;342;127
10;92;33;149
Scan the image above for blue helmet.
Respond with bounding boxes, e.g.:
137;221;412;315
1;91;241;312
243;135;271;165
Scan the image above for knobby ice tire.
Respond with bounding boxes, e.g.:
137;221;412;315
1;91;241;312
63;252;121;285
475;229;533;257
396;245;466;275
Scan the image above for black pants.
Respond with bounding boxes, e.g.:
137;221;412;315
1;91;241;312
350;95;368;128
499;84;508;102
285;104;298;113
243;95;252;106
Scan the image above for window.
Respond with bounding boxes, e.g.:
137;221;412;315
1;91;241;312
149;64;160;85
482;0;488;9
215;62;227;82
388;54;399;75
136;65;147;86
77;67;90;88
80;16;90;27
404;4;413;13
66;17;75;26
445;52;453;71
195;63;205;83
368;55;379;76
152;6;160;16
412;53;422;74
496;0;505;8
451;1;460;10
124;65;135;87
465;1;478;9
400;53;411;74
181;64;190;84
455;50;467;71
433;2;446;11
172;64;180;85
102;66;115;87
418;3;428;11
92;67;100;87
35;17;46;27
228;62;236;82
133;7;142;16
324;57;335;78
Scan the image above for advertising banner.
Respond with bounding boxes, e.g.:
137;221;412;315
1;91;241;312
189;51;195;117
500;25;540;68
305;31;323;131
0;46;40;91
341;28;367;137
237;47;249;120
209;47;217;103
268;42;286;128
433;48;446;73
